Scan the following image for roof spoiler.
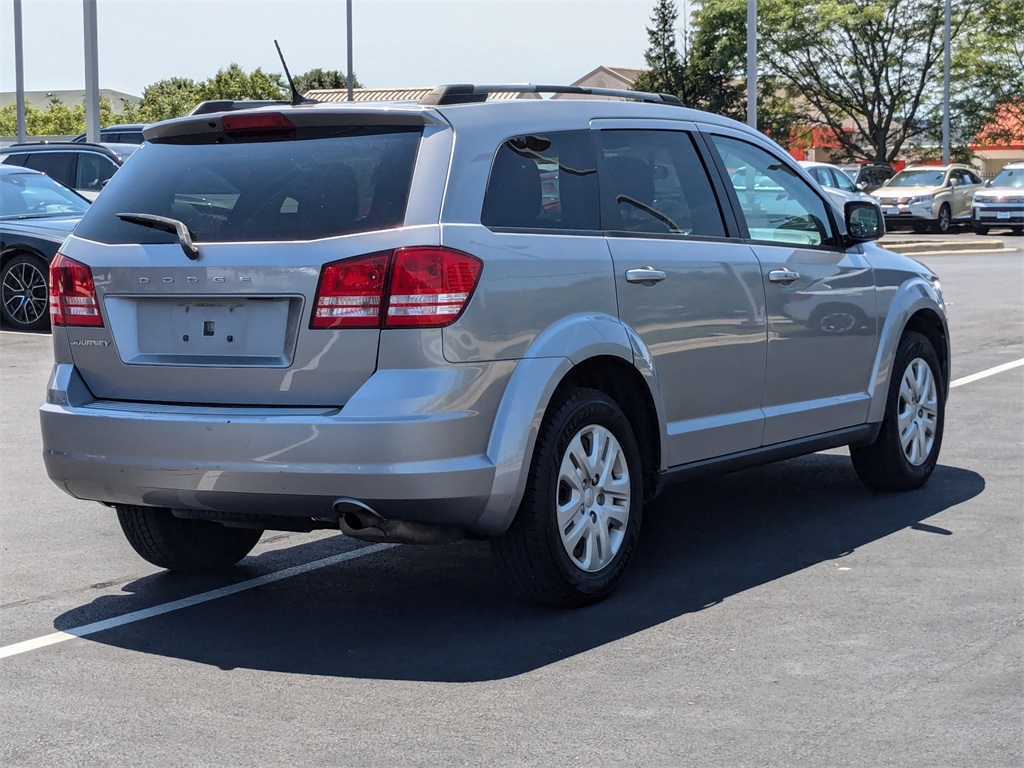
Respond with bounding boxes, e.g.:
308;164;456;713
419;84;683;106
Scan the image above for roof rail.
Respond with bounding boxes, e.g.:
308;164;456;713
419;84;683;107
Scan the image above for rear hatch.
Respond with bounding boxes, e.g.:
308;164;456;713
59;108;440;406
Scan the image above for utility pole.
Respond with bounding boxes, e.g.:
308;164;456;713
83;0;100;143
14;0;26;143
746;0;757;129
942;0;951;164
346;0;354;102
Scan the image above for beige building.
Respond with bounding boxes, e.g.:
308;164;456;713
0;88;140;112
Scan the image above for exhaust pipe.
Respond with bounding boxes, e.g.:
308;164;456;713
334;498;464;545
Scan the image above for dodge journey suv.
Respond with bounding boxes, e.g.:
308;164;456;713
41;84;949;606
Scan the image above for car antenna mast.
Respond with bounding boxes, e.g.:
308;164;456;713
274;40;319;106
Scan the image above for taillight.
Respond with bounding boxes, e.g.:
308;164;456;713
49;253;103;327
310;248;482;330
311;252;389;329
385;247;482;327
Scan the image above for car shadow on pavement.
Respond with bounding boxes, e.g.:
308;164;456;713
54;454;983;682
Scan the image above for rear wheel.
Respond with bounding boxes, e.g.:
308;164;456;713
851;332;944;491
491;388;643;607
1;253;50;331
116;505;263;571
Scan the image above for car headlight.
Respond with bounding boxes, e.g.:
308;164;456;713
908;195;934;205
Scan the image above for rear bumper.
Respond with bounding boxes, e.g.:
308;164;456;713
40;362;514;533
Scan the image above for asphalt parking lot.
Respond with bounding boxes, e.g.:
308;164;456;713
1;240;1021;767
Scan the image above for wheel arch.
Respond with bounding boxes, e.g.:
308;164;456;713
477;316;666;536
867;279;950;423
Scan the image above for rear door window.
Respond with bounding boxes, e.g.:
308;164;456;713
74;126;421;244
21;152;75;187
481;131;599;232
596;129;727;238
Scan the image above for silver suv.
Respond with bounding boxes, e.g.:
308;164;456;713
40;85;950;606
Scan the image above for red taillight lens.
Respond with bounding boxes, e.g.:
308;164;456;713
384;247;482;328
222;112;294;134
49;253;103;327
311;252;389;329
310;248;482;330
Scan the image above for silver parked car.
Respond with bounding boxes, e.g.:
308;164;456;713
798;160;879;210
40;85;950;606
971;162;1024;235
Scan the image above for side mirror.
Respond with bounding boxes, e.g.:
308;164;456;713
986;179;993;187
948;177;958;187
844;201;884;245
856;180;868;190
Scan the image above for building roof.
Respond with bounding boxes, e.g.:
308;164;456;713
306;87;539;103
0;89;140;112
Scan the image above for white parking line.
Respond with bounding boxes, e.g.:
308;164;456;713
0;542;396;660
3;357;1023;662
950;358;1024;388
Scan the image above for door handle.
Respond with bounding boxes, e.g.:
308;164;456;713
625;267;667;285
768;268;800;284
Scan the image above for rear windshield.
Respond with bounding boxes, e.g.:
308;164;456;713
74;126;421;244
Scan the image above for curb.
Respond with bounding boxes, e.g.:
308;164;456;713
880;240;1006;254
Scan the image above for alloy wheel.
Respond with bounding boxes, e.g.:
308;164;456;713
2;259;48;328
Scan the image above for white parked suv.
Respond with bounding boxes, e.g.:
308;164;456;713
971;162;1024;235
873;164;984;233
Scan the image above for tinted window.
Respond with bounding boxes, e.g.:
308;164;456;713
1;154;28;167
21;152;75;186
597;130;726;237
712;136;837;248
482;131;599;231
75;153;119;191
75;127;420;244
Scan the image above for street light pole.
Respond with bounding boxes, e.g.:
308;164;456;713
746;0;757;129
942;0;951;164
13;0;26;144
346;0;354;102
83;0;100;143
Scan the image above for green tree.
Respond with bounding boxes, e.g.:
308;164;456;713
136;77;205;122
633;0;687;99
759;0;982;163
293;68;363;95
200;63;287;101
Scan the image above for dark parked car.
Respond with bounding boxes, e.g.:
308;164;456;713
0;141;138;200
0;165;90;330
839;163;896;193
71;124;147;144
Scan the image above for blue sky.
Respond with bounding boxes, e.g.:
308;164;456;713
1;0;666;96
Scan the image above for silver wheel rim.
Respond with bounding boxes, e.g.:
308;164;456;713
556;423;631;573
2;260;48;327
897;357;938;466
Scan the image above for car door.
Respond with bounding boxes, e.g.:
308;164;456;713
593;122;767;466
704;130;879;445
955;169;984;219
20;151;76;189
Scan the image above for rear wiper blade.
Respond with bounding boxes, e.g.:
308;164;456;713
116;212;200;260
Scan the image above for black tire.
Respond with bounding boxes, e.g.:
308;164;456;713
911;221;928;234
116;505;263;572
491;388;644;607
930;204;951;234
1;253;50;331
972;224;989;235
1013;227;1023;236
851;332;945;491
